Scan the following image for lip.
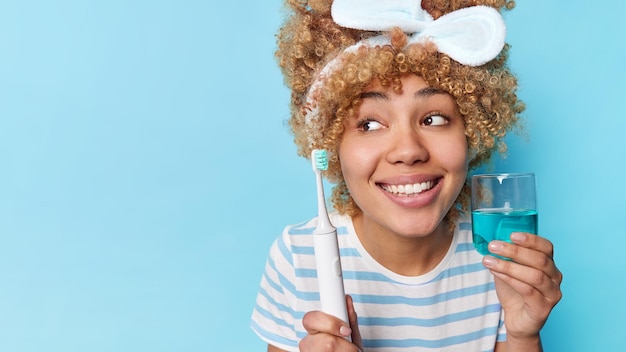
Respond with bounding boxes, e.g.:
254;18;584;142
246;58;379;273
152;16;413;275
376;176;443;208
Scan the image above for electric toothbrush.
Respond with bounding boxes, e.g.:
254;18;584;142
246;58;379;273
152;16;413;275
311;149;351;332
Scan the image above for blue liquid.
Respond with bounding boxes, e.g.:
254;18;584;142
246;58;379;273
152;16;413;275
471;209;538;257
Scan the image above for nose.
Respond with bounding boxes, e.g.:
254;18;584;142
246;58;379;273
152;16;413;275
385;126;429;165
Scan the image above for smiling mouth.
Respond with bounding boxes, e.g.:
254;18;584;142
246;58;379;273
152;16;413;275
379;179;438;196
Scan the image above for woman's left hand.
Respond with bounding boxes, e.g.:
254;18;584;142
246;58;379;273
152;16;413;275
482;232;563;342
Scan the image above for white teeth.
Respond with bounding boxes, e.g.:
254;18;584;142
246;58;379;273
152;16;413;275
382;181;434;195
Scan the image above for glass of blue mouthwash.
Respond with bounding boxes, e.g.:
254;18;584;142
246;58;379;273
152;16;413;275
471;173;538;259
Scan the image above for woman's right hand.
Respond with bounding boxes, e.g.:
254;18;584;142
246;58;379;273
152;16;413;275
298;295;363;351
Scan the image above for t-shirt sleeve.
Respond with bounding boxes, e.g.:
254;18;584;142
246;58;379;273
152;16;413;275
250;228;301;351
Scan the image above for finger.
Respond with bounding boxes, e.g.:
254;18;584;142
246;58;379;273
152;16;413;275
490;272;559;325
483;255;562;304
302;310;352;338
487;240;562;284
509;232;554;259
491;269;562;319
300;308;361;352
298;331;358;352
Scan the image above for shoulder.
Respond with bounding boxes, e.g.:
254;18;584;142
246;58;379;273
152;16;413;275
278;213;353;245
266;218;316;268
268;214;351;266
269;213;355;273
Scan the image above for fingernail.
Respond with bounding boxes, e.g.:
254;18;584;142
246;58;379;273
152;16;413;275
339;325;352;336
488;241;504;252
483;256;498;268
510;232;526;242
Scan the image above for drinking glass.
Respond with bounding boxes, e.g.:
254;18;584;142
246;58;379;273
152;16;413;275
471;173;538;257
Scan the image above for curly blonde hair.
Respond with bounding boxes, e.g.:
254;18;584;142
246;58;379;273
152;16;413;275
276;0;525;224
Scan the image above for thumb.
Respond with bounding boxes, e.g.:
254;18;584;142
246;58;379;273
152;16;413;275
346;295;363;350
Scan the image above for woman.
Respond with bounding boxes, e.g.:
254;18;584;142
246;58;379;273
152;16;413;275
251;1;562;350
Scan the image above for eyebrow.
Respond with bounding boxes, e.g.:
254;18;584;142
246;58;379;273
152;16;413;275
359;91;387;100
414;87;444;98
359;86;445;100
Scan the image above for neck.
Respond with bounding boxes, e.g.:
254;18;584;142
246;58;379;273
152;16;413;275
352;213;454;276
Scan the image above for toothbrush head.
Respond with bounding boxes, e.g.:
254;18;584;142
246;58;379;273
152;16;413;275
312;149;329;171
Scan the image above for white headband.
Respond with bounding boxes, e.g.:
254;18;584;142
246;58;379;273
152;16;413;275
331;2;506;66
304;3;506;146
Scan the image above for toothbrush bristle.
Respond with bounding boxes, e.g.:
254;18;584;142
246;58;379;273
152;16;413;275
314;149;329;171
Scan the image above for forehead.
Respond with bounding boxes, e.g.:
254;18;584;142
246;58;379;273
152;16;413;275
361;73;432;95
360;74;449;101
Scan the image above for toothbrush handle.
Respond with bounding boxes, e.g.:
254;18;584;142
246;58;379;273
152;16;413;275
313;231;350;330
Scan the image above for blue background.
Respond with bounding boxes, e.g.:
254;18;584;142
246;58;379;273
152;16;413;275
0;1;623;351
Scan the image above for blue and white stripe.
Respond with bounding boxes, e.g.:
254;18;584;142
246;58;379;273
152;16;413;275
251;214;505;351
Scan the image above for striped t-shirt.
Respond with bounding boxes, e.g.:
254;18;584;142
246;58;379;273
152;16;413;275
251;213;505;351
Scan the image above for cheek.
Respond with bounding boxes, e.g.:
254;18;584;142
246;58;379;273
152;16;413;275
452;141;470;183
338;138;376;186
338;142;358;184
455;143;469;171
436;135;469;175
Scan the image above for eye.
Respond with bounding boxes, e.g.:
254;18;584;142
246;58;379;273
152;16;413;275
357;119;384;131
423;114;448;126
